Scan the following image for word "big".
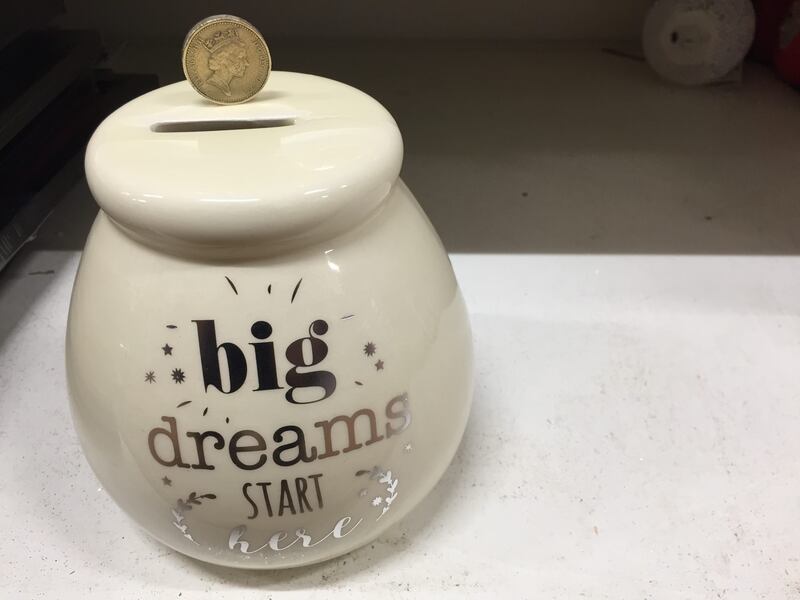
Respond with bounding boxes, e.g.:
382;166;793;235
193;319;336;404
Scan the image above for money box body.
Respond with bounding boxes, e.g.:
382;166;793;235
66;73;472;569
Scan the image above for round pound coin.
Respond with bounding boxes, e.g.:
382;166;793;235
182;14;271;104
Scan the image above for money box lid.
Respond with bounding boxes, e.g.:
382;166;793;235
85;72;403;248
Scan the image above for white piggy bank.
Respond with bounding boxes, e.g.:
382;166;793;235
66;72;473;569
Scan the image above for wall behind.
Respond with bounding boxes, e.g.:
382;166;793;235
59;0;650;40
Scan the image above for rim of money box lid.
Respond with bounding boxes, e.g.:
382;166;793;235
84;72;403;248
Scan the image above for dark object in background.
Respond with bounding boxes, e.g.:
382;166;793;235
0;2;158;270
750;0;800;86
751;0;794;62
774;3;800;85
0;0;62;50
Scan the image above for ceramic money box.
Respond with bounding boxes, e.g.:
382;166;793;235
66;72;473;569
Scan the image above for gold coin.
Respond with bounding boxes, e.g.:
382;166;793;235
181;14;271;105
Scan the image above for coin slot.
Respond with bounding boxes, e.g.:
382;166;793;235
151;118;295;133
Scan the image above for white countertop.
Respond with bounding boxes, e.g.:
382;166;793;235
2;45;800;598
3;245;799;598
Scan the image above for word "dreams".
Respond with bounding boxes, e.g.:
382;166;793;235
148;394;411;471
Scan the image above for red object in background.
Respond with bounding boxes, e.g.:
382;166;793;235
774;1;800;84
752;0;794;61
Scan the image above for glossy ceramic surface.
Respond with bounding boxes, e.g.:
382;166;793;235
66;74;473;568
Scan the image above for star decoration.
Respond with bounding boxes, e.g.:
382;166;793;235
171;368;186;384
162;476;172;486
375;359;384;371
162;343;173;355
403;442;413;453
371;496;383;506
144;371;156;383
363;342;376;356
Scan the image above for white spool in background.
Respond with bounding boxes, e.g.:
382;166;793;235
642;0;756;85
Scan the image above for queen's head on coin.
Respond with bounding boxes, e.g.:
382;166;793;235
203;29;249;97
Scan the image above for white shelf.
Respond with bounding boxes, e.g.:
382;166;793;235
2;44;800;598
108;40;800;255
